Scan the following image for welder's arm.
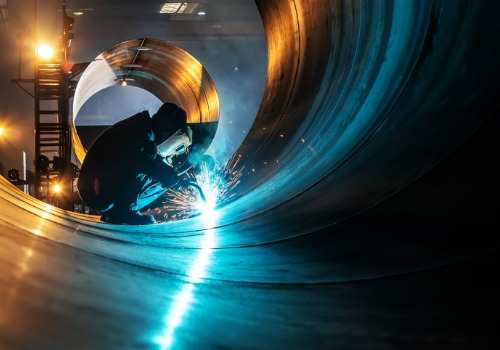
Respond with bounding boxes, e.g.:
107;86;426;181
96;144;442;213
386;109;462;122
139;139;158;161
146;156;180;188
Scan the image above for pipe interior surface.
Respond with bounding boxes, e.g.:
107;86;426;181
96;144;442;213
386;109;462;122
0;0;499;283
72;38;220;162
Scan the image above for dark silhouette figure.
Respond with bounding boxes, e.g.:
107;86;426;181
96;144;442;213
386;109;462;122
77;103;189;224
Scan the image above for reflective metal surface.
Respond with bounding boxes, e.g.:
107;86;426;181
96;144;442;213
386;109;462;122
72;38;220;162
1;0;499;349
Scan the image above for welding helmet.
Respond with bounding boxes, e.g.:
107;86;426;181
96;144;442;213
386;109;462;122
151;103;188;145
157;126;193;159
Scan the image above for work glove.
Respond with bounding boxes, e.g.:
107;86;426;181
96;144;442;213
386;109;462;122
177;176;195;189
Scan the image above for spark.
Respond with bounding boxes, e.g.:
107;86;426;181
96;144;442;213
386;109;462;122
151;154;244;221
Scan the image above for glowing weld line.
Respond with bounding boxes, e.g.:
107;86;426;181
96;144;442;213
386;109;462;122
154;155;233;348
154;213;216;349
154;155;241;346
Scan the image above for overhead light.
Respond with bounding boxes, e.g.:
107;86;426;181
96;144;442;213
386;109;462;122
68;7;92;16
159;3;183;13
120;66;129;86
159;2;202;15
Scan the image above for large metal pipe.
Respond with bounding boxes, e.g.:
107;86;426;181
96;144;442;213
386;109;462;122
0;0;499;347
0;0;497;277
72;38;219;162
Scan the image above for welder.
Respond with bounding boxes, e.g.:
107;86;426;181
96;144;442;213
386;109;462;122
77;102;195;225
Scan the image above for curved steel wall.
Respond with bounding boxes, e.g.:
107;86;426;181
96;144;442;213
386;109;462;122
1;0;499;281
72;38;220;162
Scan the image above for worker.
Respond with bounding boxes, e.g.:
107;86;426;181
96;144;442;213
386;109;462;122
77;102;191;225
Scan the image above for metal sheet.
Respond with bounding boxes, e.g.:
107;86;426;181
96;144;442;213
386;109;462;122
72;38;220;162
1;0;499;349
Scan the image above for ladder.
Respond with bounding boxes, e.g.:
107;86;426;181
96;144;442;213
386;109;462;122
34;61;73;209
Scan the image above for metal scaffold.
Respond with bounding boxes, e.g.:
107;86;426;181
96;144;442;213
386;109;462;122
34;61;73;208
12;1;78;210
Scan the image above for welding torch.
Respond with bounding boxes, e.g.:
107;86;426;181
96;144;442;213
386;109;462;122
178;177;206;202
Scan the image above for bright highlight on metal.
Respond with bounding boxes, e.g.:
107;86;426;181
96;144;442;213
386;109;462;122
122;64;143;68
155;211;217;349
128;46;153;51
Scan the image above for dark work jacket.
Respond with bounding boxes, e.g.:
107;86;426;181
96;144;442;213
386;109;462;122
77;111;177;210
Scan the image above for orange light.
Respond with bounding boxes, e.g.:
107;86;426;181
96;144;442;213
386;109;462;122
53;184;62;193
37;44;54;60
